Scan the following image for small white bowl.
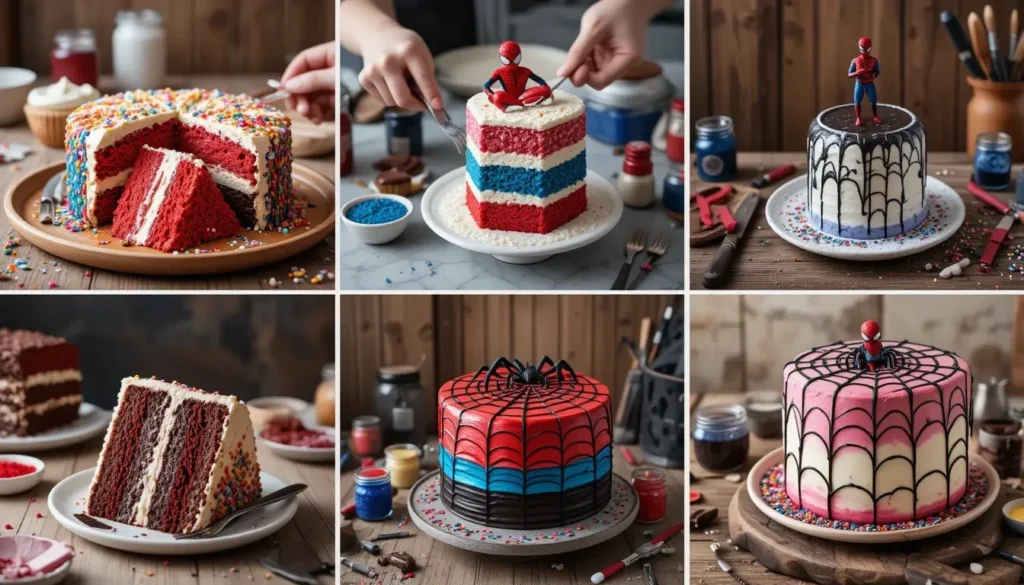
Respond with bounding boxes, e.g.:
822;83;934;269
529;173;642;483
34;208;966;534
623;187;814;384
0;68;38;126
1003;497;1024;536
0;455;44;495
340;194;413;245
246;396;309;430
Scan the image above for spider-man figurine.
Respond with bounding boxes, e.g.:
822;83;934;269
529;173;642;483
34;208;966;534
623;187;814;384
483;41;553;111
849;37;881;127
860;320;886;371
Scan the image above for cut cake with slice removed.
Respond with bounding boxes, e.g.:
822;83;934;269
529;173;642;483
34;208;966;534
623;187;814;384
86;377;261;534
110;145;241;252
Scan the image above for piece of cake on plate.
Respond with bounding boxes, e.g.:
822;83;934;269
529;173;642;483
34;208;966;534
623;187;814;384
465;91;587;233
86;377;261;534
111;145;241;252
0;329;82;437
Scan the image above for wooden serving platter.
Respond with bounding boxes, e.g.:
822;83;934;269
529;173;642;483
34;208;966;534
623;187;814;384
728;485;1019;585
689;185;759;246
3;162;335;276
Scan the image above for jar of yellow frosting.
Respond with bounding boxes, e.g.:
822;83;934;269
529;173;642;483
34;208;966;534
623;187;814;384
384;444;421;489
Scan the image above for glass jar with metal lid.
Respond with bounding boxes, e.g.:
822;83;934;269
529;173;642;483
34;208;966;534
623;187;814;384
375;365;426;446
974;132;1013;191
695;116;737;182
692;404;749;473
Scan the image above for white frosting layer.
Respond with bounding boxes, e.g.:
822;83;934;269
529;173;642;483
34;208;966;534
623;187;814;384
467;90;584;130
24;394;82;415
467;177;585;207
0;369;82;392
28;77;99;109
193;401;258;530
467;139;584;171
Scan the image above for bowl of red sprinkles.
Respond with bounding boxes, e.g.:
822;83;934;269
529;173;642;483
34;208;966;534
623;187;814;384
258;416;335;463
0;455;44;495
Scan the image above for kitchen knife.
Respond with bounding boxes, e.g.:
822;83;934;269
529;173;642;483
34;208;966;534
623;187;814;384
702;195;758;289
980;214;1015;270
40;171;65;225
258;558;318;585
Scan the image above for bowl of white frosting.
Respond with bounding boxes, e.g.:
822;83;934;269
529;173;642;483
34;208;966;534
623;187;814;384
0;67;37;126
23;77;100;148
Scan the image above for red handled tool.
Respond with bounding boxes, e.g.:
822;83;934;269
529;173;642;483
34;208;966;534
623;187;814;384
967;180;1014;215
590;523;682;584
751;164;796;188
981;215;1015;271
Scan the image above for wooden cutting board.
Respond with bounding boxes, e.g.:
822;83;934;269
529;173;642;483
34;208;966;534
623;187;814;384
690;185;759;246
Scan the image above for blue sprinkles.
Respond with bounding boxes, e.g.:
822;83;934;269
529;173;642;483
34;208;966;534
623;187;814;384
346;198;408;225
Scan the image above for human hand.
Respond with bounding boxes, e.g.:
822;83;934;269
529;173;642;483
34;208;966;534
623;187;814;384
358;24;443;112
557;0;648;90
281;42;336;124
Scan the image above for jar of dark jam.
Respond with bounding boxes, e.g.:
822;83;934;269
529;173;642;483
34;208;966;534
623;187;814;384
692;404;749;473
974;132;1013;191
694;116;737;182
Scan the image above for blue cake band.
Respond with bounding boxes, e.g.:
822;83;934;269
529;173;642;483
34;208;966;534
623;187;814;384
466;149;586;197
440;445;612;495
807;205;928;240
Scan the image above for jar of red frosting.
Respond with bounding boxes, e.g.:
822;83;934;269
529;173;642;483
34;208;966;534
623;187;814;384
350;415;382;457
51;29;99;87
666;98;685;163
631;468;667;523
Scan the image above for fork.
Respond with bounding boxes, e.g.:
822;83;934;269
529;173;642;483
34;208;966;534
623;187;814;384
611;228;647;290
406;76;467;154
173;483;307;539
626;233;670;290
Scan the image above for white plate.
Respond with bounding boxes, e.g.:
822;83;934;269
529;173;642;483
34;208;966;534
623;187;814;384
258;430;336;463
434;45;568;98
747;447;999;544
407;470;639;556
421;167;623;264
0;404;109;453
765;175;966;261
48;469;298;555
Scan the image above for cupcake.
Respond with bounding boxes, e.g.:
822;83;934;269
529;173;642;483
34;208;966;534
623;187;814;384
23;77;100;148
374;169;413;195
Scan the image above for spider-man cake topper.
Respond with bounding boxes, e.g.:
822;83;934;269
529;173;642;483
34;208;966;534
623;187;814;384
859;320;890;371
471;355;578;390
483;41;554;112
848;37;881;127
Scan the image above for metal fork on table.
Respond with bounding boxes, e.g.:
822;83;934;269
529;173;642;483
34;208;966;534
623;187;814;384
626;233;670;290
173;483;307;539
611;228;647;290
406;76;467;153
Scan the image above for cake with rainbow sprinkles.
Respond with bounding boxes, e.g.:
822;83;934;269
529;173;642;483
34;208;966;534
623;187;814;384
64;88;294;237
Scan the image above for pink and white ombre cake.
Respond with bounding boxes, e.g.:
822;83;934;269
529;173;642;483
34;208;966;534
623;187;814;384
782;328;972;525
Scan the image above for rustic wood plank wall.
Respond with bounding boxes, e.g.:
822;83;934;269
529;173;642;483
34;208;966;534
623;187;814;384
340;295;681;432
690;0;1024;153
692;295;1015;394
12;0;334;75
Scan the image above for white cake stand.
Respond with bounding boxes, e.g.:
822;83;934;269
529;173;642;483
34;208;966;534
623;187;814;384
765;175;966;261
407;470;638;556
420;168;623;264
747;447;999;544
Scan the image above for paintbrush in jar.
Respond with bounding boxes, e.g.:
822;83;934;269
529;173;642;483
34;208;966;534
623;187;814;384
1012;10;1020;64
970;11;994;80
984;5;1006;80
941;10;988;79
1012;33;1024;81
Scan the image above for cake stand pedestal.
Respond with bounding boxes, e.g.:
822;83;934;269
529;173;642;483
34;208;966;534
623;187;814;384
407;470;638;557
728;486;1017;585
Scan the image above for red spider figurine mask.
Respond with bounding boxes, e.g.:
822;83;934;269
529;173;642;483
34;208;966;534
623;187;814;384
861;320;883;357
859;37;873;54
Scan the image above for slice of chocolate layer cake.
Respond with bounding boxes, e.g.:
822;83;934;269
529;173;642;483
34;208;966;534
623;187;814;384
0;329;82;437
86;377;261;534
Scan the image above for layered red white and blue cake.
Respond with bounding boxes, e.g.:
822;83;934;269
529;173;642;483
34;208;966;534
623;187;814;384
0;329;82;437
111;146;241;252
438;357;612;529
86;377;261;534
65;89;293;231
465;91;587;234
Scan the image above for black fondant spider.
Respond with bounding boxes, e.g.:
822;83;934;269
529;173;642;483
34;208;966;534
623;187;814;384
471;356;578;389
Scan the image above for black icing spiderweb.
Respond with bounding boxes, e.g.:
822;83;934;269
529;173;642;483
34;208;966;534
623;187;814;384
783;340;971;523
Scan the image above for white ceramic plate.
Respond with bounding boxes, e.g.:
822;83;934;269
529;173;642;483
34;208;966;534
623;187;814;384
747;447;999;544
421;167;623;264
765;175;966;261
407;470;639;556
258;430;336;463
434;45;568;98
0;404;109;453
48;469;298;555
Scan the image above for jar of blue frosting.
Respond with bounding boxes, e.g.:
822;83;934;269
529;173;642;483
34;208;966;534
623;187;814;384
354;467;393;521
975;132;1013;191
695;116;737;182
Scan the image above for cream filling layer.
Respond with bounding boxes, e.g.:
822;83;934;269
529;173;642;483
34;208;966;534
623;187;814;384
467;176;585;207
467;139;585;171
23;394;82;416
130;150;188;246
0;369;82;392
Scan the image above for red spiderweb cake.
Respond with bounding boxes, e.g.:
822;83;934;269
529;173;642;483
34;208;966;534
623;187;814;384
438;356;612;529
111;146;241;252
86;377;261;534
0;329;82;437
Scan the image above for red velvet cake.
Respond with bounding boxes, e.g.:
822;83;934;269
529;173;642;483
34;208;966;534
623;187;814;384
111;146;241;252
0;329;81;437
87;377;261;534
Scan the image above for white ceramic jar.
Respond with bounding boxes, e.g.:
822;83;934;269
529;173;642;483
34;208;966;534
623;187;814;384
112;9;166;91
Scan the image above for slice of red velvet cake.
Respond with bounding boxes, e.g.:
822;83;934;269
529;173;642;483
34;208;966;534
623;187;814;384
86;377;261;534
110;146;241;252
0;329;82;437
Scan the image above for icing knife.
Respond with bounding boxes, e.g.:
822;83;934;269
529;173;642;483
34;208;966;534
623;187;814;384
701;194;758;289
980;214;1015;271
40;171;65;225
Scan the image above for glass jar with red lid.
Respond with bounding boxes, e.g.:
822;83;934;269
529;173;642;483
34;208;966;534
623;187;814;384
666;98;685;163
350;415;382;457
631;468;668;523
51;29;99;87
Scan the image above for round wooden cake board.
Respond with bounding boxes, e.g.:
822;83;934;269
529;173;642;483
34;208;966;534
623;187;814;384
3;161;335;276
407;470;638;557
729;484;1019;585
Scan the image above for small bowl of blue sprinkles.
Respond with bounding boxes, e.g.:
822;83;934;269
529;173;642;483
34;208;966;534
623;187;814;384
341;194;413;244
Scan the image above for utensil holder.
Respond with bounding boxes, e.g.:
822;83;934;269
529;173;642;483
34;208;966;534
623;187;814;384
967;77;1024;162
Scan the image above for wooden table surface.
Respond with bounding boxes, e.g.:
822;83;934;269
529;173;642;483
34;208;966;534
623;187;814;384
339;439;686;585
2;432;335;584
689;392;1024;585
0;75;335;290
690;152;1024;290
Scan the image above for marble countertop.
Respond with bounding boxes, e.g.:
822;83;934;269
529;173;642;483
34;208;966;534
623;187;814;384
337;92;684;291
